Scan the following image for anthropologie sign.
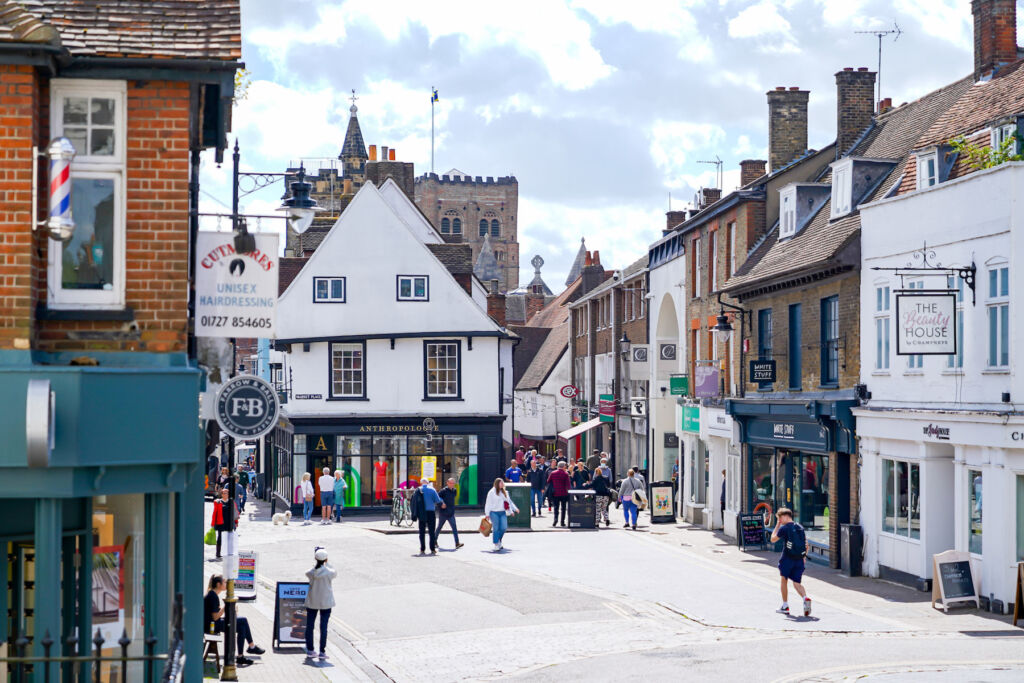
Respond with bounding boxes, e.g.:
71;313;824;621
195;231;279;338
896;293;956;355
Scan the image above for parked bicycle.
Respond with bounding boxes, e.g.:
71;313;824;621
389;488;414;527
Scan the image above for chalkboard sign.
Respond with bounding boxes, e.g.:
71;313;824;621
931;550;979;612
738;512;767;549
272;582;309;648
1013;562;1023;627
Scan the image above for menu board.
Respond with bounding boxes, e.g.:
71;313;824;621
273;582;309;647
738;513;767;549
235;551;257;600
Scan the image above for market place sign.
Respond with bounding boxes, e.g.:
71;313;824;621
896;293;956;356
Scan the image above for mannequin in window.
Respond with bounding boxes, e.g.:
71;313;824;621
374;456;389;501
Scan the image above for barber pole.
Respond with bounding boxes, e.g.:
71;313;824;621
45;137;76;241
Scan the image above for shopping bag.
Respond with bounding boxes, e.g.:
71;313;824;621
632;489;648;511
204;527;216;546
479;515;492;537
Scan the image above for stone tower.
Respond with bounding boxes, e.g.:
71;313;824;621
339;90;368;187
414;169;520;292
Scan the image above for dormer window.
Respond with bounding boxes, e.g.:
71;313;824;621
991;120;1019;154
916;151;937;189
780;182;831;238
830;160;852;218
780;187;796;239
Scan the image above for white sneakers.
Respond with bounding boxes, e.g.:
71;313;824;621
777;603;789;614
803;597;812;617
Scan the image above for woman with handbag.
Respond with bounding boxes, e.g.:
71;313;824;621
484;478;518;552
300;472;315;526
618;469;644;530
588;468;613;527
211;488;238;559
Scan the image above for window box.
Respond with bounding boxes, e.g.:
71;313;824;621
313;277;346;303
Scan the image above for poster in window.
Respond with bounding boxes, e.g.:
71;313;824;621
92;545;125;646
896;293;956;355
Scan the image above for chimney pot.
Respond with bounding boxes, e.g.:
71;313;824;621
843;67;853;71
592;250;601;265
789;86;800;91
389;149;396;161
369;144;377;161
857;66;869;71
973;0;1018;81
775;86;786;90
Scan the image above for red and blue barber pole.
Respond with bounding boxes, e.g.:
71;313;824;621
45;137;76;241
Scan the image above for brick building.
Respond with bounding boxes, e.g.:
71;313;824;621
415;169;520;292
0;2;240;679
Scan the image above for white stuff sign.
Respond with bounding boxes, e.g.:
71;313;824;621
896;293;956;355
196;231;278;337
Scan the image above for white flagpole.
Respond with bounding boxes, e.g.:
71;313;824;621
431;86;435;173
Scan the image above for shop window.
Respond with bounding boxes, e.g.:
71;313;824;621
757;308;773;390
397;275;429;301
688;441;706;504
968;469;983;555
987;264;1009;368
788;303;802;389
425;341;461;399
820;295;840;384
314;277;346;303
882;459;920;539
875;285;890;371
750;447;775;513
330;342;365;398
946;275;965;369
1017;475;1024;562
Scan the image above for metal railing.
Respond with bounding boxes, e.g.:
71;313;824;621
2;594;185;683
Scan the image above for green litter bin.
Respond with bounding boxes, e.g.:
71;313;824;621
505;483;532;530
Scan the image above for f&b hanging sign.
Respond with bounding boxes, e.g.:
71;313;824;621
896;292;956;356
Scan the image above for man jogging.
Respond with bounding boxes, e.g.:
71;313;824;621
770;507;811;616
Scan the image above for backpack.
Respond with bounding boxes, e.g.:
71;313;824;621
410;489;423;522
783;523;807;559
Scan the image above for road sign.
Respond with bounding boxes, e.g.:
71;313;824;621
216;375;280;440
560;385;579;399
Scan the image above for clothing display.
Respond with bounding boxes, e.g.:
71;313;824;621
374;460;389;501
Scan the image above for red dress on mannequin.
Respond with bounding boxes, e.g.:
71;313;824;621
374;460;389;501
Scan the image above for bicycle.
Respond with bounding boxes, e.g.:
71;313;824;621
389;488;414;527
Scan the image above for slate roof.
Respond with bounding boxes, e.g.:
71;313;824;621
526;278;583;328
426;243;473;275
1;0;242;60
565;237;587;287
509;325;555;387
516;322;569;391
473;234;502;282
505;295;526;325
278;257;308;296
340;106;367;161
723;75;973;295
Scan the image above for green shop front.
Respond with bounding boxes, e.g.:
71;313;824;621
726;397;857;567
0;351;205;681
279;416;505;513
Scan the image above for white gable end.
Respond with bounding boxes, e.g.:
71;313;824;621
276;183;503;340
377;178;442;245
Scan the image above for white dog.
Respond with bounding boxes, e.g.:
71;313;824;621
272;510;292;526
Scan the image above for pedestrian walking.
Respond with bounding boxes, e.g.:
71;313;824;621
413;478;442;555
585;449;601;471
236;466;248;511
571;461;591;489
484;478;518;551
618;469;644;530
504;458;524;483
547;461;572;527
588;467;613;526
216;466;230;495
318;467;335;524
304;548;337;660
333;470;348;522
720;468;727;521
597;455;612;481
515;447;525;467
211;488;237;559
526;458;547;517
204;574;263;665
770;507;812;616
300;472;314;525
436;478;464;549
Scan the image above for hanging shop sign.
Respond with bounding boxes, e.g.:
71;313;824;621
896;292;956;355
682;405;700;433
631;345;649;363
659;344;677;361
195;231;279;338
694;364;719;399
749;360;777;383
273;582;309;647
669;376;688;396
560;384;579;399
216;374;280;440
599;394;615;423
630;398;647;417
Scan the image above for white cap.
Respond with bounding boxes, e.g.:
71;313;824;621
314;549;328;561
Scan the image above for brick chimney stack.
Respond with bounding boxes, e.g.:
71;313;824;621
767;86;809;172
581;251;605;296
973;0;1018;81
740;159;767;186
877;97;892;113
665;210;688;233
487;279;506;327
700;187;722;208
835;67;876;157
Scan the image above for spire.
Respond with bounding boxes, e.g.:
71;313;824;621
528;255;553;296
565;237;587;286
474;234;502;284
339;89;367;162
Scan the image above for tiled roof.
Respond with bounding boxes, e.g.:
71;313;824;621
427;243;473;275
526;278;583;328
278;257;308;296
724;75;973;294
510;326;554;387
0;1;56;43
918;61;1024;149
505;295;526;325
515;322;569;391
340;108;367;160
1;1;241;60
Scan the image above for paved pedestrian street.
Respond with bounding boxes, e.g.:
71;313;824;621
204;499;1023;682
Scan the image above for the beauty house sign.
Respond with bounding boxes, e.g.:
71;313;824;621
896;293;956;356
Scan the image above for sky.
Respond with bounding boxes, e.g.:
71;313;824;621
198;0;1000;288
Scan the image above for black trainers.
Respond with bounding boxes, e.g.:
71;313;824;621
247;645;265;655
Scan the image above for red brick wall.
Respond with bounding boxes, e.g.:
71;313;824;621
28;79;194;353
0;65;40;350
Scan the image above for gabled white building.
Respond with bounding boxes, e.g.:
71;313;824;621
271;179;514;512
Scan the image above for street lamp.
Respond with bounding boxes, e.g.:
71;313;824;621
712;309;733;344
278;168;321;234
619;332;631;358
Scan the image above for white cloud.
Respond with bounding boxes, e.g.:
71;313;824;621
572;0;714;62
727;0;791;39
648;120;727;189
893;0;971;47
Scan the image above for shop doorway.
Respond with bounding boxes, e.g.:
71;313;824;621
749;448;830;546
310;455;334;512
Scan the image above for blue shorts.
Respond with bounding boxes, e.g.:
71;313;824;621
779;556;805;583
320;491;334;507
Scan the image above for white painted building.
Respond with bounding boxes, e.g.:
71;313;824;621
271;179;515;512
856;161;1024;611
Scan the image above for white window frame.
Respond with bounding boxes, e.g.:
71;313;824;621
313;276;346;303
830;160;853;218
881;458;921;541
692;236;701;298
48;79;128;310
946;275;965;370
397;275;429;301
874;283;890;371
330;342;365;399
708;229;717;292
987;261;1009;369
916;150;938;189
425;340;461;399
991;122;1018;153
727;221;737;277
780;186;797;238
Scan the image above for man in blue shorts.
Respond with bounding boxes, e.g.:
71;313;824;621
770;507;811;616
